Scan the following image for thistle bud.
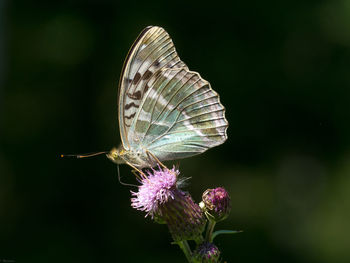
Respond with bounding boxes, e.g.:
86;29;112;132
201;187;231;222
194;242;221;263
131;166;205;241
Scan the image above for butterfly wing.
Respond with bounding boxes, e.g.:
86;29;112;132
127;65;228;161
148;69;228;160
118;26;187;150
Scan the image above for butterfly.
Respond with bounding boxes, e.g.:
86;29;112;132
105;26;228;170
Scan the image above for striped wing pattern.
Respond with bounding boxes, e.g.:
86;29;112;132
119;25;228;163
118;26;187;149
128;68;228;161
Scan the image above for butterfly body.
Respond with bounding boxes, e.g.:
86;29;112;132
107;146;157;168
109;26;228;169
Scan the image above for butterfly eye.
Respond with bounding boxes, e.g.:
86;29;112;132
107;148;118;159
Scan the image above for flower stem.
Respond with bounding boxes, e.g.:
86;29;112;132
205;219;216;242
177;240;192;262
194;235;204;245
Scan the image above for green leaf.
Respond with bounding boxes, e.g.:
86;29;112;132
212;230;243;241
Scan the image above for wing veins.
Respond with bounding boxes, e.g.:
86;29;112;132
176;108;224;124
142;83;217;147
147;124;228;145
152;78;203;122
127;33;170;90
149;141;209;151
138;69;188;144
140;71;200;145
156;124;228;135
151;71;198;126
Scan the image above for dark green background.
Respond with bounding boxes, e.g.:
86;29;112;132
1;0;350;262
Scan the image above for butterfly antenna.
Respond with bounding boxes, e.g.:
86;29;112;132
116;164;137;187
60;151;109;159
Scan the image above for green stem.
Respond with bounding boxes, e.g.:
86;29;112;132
194;234;204;245
177;240;192;262
205;219;216;242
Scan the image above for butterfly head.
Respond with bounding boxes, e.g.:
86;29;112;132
106;147;125;165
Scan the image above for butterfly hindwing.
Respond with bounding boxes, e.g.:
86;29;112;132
128;67;228;161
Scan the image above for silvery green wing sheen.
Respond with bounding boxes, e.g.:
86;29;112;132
107;26;228;169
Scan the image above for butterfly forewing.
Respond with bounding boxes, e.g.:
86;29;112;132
118;26;187;149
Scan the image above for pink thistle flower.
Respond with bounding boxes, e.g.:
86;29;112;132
131;166;178;218
131;166;205;241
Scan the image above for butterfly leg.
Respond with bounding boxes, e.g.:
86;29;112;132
146;150;167;170
131;169;141;178
125;161;147;179
116;164;138;187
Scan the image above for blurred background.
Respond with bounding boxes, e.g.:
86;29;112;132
1;0;350;262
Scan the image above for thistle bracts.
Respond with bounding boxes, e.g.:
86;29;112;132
193;242;221;263
159;189;206;242
131;166;238;262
